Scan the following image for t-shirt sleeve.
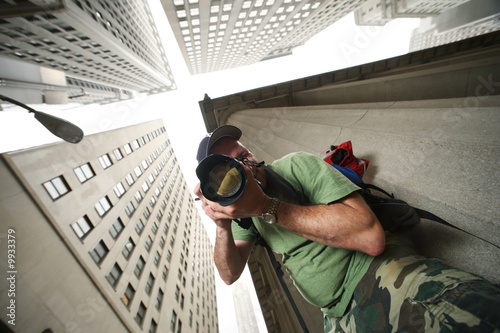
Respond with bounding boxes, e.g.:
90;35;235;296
231;220;258;241
275;152;360;205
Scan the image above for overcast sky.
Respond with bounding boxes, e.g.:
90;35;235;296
0;3;421;332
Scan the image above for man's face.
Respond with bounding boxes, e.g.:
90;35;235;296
209;137;266;186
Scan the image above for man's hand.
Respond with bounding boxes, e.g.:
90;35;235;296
195;165;271;221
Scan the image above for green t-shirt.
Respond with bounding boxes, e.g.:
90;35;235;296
232;152;374;318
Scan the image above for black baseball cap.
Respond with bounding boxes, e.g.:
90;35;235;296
196;125;242;163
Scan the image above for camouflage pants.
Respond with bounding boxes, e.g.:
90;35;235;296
324;236;500;332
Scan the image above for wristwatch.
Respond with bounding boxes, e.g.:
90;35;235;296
261;198;280;224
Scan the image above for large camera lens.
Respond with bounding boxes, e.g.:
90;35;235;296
196;155;247;206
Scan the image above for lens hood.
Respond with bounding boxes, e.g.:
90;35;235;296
196;154;247;206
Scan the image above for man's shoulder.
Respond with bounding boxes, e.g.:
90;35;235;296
272;151;320;166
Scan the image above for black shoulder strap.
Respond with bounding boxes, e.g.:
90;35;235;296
360;183;500;250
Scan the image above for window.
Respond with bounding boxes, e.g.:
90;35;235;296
148;174;155;184
122;238;135;259
162;266;169;280
74;163;95;182
134;191;143;203
121;284;135;308
174;285;180;301
156;289;164;310
143;207;151;219
145;236;153;252
142;181;149;192
98;153;113;169
109;218;124;239
125;173;134;186
113;182;126;197
134;256;145;277
124;143;133;155
149;196;156;208
149;319;158;333
113;148;124;160
71;215;93;239
134;166;142;177
141;160;148;170
107;263;122;287
154;251;160;266
43;175;71;200
145;273;155;295
125;201;136;217
135;219;145;234
95;196;112;216
136;302;147;326
151;222;158;234
133;139;141;149
90;240;108;264
170;311;177;332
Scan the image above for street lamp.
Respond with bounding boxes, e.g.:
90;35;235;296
0;94;84;144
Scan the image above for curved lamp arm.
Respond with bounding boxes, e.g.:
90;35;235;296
0;94;84;144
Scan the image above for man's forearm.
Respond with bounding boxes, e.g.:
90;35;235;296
275;192;385;256
214;224;248;285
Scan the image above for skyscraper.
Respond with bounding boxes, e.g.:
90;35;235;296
161;0;366;74
0;0;176;104
0;119;218;332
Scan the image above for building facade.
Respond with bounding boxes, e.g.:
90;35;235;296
0;119;218;332
161;0;366;74
198;31;500;332
354;0;469;26
0;0;176;104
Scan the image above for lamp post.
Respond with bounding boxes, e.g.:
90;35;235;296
0;94;84;144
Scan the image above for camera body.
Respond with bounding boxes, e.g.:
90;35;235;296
196;154;247;206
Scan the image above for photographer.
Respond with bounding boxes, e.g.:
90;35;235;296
194;125;500;332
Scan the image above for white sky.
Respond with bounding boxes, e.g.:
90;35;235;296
0;3;421;332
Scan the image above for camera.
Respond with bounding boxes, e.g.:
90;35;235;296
196;154;248;206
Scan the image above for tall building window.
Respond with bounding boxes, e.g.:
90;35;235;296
170;311;177;332
125;173;134;186
135;302;147;326
71;215;93;239
109;217;124;239
98;153;113;169
135;191;143;203
113;182;126;197
121;284;135;308
141;159;148;170
124;143;133;155
113;148;124;161
133;139;141;149
134;166;142;177
154;251;160;266
135;219;145;235
90;240;108;264
149;319;158;333
95;196;112;216
134;256;146;277
42;175;71;200
156;288;164;310
122;238;135;259
162;265;169;280
125;201;136;217
74;163;95;183
107;263;123;287
145;273;155;295
145;235;153;252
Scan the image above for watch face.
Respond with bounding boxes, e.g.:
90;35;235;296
263;213;275;224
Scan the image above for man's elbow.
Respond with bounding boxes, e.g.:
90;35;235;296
362;218;386;256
